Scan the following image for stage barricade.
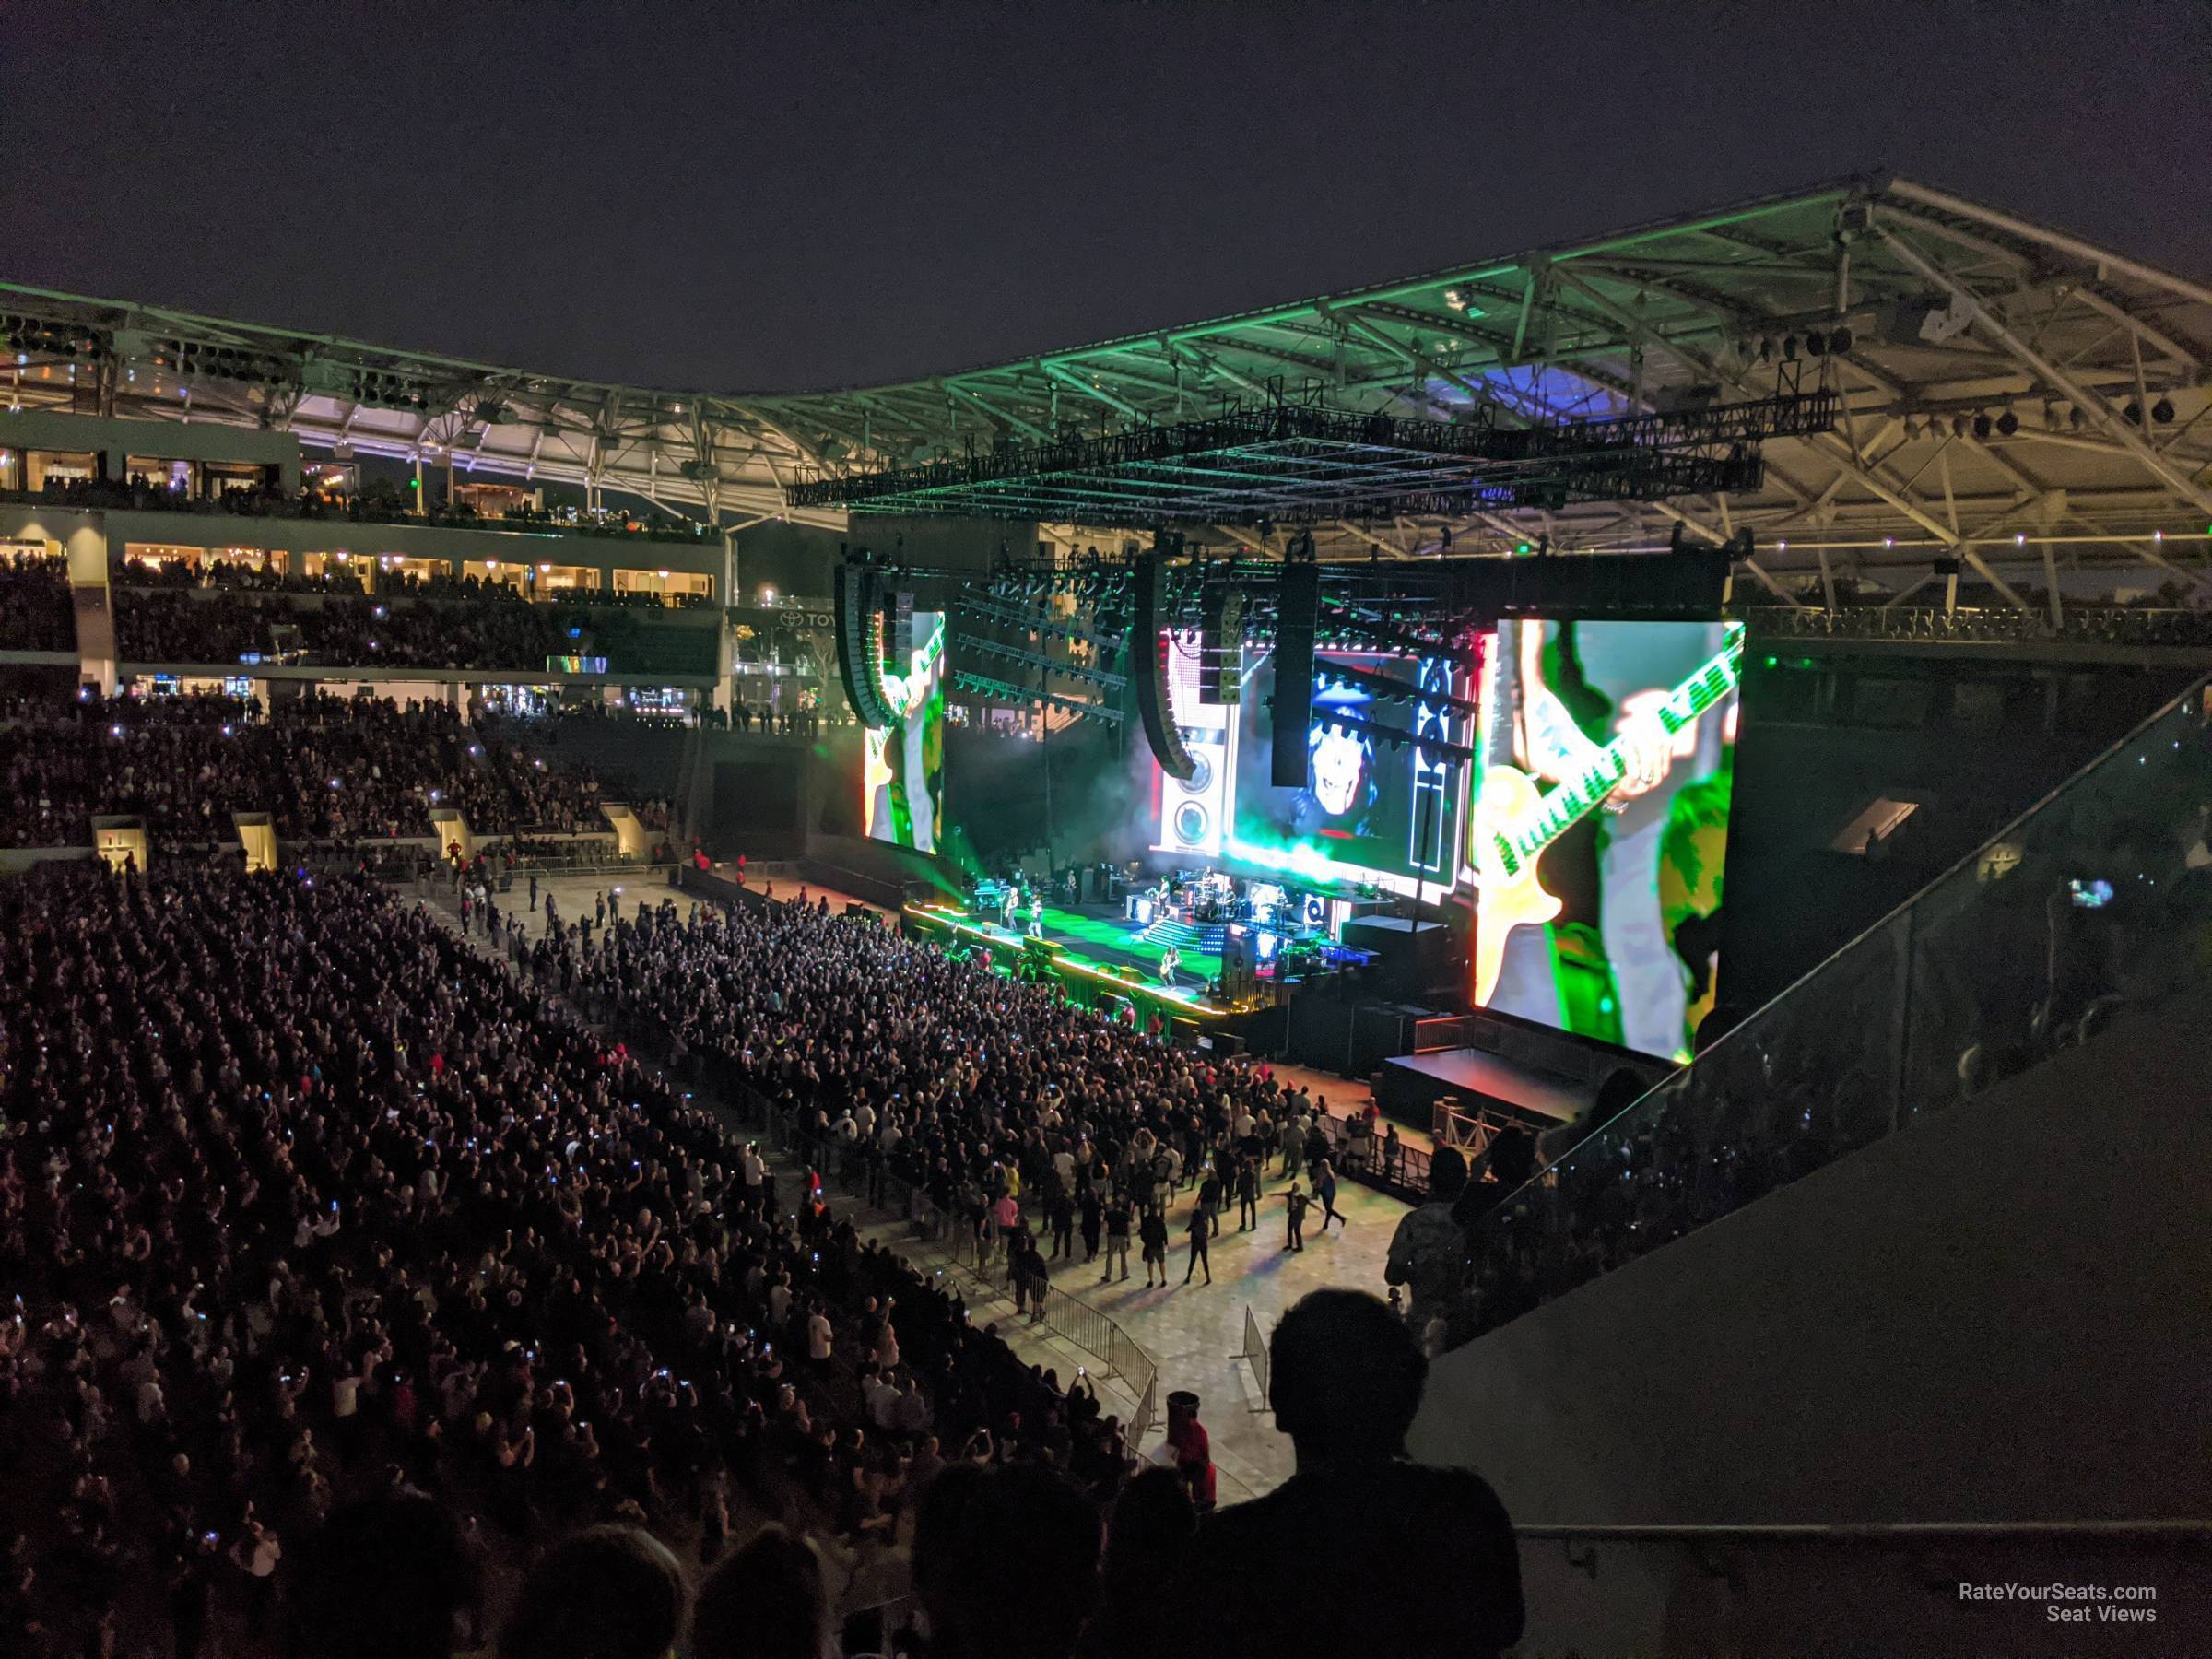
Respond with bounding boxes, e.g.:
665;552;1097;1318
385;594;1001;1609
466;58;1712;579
1310;1110;1432;1204
1239;1303;1271;1408
864;1160;1161;1441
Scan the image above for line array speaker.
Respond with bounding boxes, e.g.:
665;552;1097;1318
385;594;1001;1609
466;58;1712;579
887;588;915;662
834;560;897;728
1133;552;1196;781
1271;559;1320;788
1198;586;1245;705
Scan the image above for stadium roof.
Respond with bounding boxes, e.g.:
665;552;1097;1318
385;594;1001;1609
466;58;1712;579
6;172;2209;596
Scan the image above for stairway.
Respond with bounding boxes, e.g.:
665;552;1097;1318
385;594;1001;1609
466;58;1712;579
1138;915;1225;956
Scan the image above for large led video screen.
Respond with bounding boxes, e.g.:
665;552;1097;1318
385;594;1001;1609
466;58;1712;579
1228;650;1467;895
864;610;947;853
1466;618;1741;1062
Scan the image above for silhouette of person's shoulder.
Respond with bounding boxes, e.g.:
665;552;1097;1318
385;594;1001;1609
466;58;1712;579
1171;1461;1521;1659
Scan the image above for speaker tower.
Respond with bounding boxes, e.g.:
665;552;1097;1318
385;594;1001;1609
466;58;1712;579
1133;551;1195;781
1270;557;1320;789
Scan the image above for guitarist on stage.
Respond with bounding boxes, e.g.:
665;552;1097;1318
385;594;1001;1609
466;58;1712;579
1482;618;1734;1059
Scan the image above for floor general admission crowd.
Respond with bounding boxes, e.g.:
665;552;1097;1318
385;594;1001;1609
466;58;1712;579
0;861;1523;1659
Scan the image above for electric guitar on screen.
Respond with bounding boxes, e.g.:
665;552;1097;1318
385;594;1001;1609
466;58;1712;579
1469;623;1746;1006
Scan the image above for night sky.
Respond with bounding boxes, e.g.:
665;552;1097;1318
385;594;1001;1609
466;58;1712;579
13;2;2207;395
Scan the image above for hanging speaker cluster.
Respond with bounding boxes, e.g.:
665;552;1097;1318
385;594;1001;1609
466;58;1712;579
1133;552;1196;782
834;559;898;729
1198;585;1245;705
1270;559;1321;789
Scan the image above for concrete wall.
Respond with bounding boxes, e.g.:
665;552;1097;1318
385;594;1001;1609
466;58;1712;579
1405;995;2212;1652
1404;995;2212;1647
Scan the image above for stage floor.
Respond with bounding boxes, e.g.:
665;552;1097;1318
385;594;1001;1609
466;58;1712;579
1382;1045;1593;1125
915;900;1227;995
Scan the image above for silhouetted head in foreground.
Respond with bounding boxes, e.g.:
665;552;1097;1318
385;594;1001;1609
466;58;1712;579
913;1463;1101;1659
285;1493;475;1659
693;1524;830;1659
1269;1288;1429;1466
499;1524;688;1659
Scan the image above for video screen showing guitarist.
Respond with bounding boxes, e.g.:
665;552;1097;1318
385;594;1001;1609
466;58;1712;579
1475;618;1738;1060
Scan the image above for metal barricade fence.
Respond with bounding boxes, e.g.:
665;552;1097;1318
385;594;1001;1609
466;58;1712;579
1240;1303;1270;1407
723;1079;1167;1462
1124;1374;1159;1453
1312;1110;1431;1202
868;1169;1161;1440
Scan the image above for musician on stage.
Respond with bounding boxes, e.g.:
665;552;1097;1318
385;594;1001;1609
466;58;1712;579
1158;944;1182;986
1025;894;1045;940
1484;618;1734;1059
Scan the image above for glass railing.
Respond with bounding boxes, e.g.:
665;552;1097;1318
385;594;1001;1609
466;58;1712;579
1453;674;2212;1347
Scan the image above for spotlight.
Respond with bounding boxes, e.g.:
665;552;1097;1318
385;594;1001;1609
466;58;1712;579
1781;335;1799;362
1952;414;1971;437
1972;412;1994;440
2152;397;2175;424
2123;402;2142;427
1994;409;2019;437
1828;326;1853;355
1804;330;1828;358
1756;336;1774;362
2069;406;2087;430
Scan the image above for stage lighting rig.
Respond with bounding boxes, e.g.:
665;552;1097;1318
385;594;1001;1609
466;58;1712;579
1303;705;1478;765
954;632;1127;692
1312;658;1483;719
951;670;1124;725
956;590;1128;655
1315;604;1449;657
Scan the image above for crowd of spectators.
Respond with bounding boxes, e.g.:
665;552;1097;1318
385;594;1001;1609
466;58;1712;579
112;591;719;677
115;559;368;597
557;890;1375;1325
0;553;76;653
0;692;616;847
10;473;716;546
0;861;1519;1658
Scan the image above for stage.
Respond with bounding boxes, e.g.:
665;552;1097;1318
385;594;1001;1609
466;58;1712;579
903;898;1243;1020
1376;1043;1596;1130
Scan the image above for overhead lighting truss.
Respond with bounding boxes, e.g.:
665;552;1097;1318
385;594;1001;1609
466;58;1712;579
951;669;1125;724
785;390;1838;525
1313;657;1483;718
956;589;1129;653
1298;705;1479;765
954;632;1128;692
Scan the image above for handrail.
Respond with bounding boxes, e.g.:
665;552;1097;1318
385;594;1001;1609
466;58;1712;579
1515;1521;2212;1544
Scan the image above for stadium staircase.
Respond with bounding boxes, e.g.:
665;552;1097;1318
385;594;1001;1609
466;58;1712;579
1137;914;1225;956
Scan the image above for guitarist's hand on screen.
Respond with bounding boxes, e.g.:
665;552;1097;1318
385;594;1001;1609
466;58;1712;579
1609;708;1676;799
